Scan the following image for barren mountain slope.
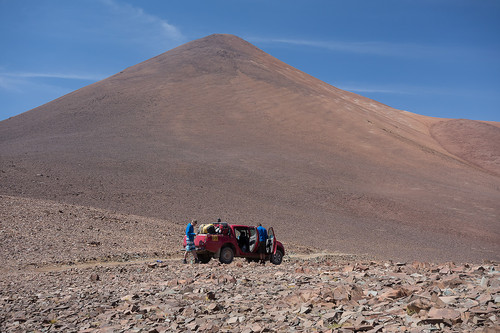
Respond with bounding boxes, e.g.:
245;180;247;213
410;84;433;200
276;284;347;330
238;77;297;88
0;34;499;261
431;119;500;176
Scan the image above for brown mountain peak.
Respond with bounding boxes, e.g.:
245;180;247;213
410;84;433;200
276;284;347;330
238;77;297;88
118;33;291;85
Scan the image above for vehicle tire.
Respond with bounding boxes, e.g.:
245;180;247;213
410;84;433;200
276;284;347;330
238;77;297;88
219;246;234;264
271;249;283;265
198;253;211;264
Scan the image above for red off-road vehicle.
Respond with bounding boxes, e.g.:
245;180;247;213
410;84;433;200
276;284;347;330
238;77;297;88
183;222;285;265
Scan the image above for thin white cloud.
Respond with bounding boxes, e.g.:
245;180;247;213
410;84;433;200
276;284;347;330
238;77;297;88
250;37;449;58
337;85;414;95
100;0;184;42
1;72;106;81
0;1;184;99
333;82;476;97
0;74;72;95
0;76;17;92
0;71;109;95
0;72;105;93
0;74;31;93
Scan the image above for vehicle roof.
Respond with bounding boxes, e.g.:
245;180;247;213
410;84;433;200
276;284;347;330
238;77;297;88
213;223;271;228
210;223;273;230
227;224;257;228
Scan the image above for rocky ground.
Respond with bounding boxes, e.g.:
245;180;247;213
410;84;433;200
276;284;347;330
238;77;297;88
0;195;184;273
1;257;499;332
1;195;499;332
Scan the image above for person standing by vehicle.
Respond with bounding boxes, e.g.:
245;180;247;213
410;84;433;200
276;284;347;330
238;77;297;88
257;223;268;264
184;219;199;264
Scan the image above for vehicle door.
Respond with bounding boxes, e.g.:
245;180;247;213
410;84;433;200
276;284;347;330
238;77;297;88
248;227;258;253
266;227;277;254
234;227;249;254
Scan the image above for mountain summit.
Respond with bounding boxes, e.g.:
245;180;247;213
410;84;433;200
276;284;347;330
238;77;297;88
1;34;499;261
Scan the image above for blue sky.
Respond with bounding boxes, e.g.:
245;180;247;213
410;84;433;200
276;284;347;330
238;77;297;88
1;0;499;122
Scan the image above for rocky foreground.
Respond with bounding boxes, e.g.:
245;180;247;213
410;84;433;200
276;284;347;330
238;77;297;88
1;256;499;332
1;195;499;331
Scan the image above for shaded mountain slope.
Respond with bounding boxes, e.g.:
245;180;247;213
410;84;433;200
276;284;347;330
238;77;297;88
1;34;498;262
431;119;500;176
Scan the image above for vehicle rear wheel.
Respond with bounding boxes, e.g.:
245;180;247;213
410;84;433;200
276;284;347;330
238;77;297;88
219;246;234;264
271;249;283;265
198;253;211;264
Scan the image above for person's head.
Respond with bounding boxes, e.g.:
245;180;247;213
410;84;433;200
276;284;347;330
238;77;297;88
217;218;221;222
258;223;262;226
192;219;198;226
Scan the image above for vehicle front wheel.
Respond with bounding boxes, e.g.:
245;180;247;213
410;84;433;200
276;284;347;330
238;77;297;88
271;249;283;265
219;246;234;264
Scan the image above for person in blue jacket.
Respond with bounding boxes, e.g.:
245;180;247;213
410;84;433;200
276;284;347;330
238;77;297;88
257;223;268;264
184;219;199;264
